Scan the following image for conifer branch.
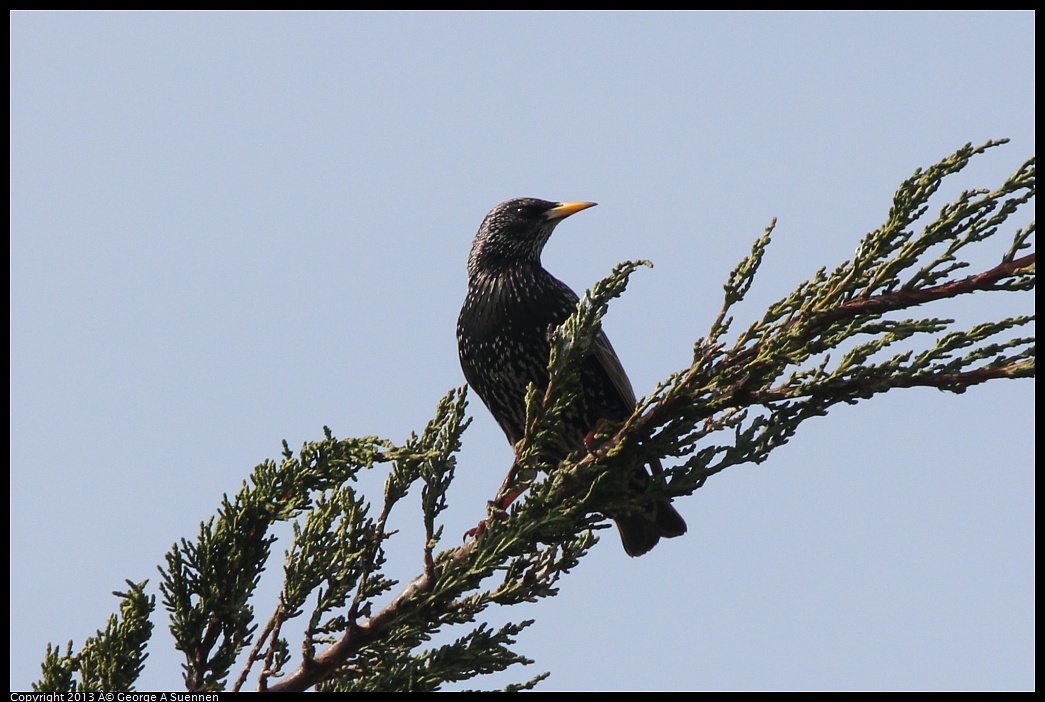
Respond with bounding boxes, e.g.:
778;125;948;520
34;141;1034;692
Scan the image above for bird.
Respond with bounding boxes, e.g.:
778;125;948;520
457;197;687;557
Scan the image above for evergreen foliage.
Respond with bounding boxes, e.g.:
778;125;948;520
34;141;1035;691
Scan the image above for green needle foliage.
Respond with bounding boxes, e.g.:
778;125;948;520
35;581;154;692
34;141;1034;692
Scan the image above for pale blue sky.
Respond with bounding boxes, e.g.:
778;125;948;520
10;11;1034;691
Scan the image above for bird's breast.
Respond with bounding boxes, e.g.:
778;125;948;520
457;267;580;441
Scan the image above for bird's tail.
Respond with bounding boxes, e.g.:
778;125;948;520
615;500;687;558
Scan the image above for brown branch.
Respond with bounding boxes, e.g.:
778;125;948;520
744;361;1033;405
266;539;477;692
616;253;1035;475
815;253;1035;328
233;613;277;692
263;249;1034;692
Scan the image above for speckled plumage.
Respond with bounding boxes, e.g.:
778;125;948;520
457;198;686;557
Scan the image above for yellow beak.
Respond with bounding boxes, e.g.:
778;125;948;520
545;201;597;221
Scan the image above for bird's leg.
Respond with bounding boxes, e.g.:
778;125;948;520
464;458;537;540
493;459;538;509
583;418;613;453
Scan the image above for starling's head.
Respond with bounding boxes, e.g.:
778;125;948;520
467;198;597;277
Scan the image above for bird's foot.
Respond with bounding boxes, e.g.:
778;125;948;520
464;501;511;541
583;418;613;452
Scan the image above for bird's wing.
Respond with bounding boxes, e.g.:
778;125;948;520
591;329;638;408
545;273;638;413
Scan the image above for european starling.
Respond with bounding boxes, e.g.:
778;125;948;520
457;198;687;557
